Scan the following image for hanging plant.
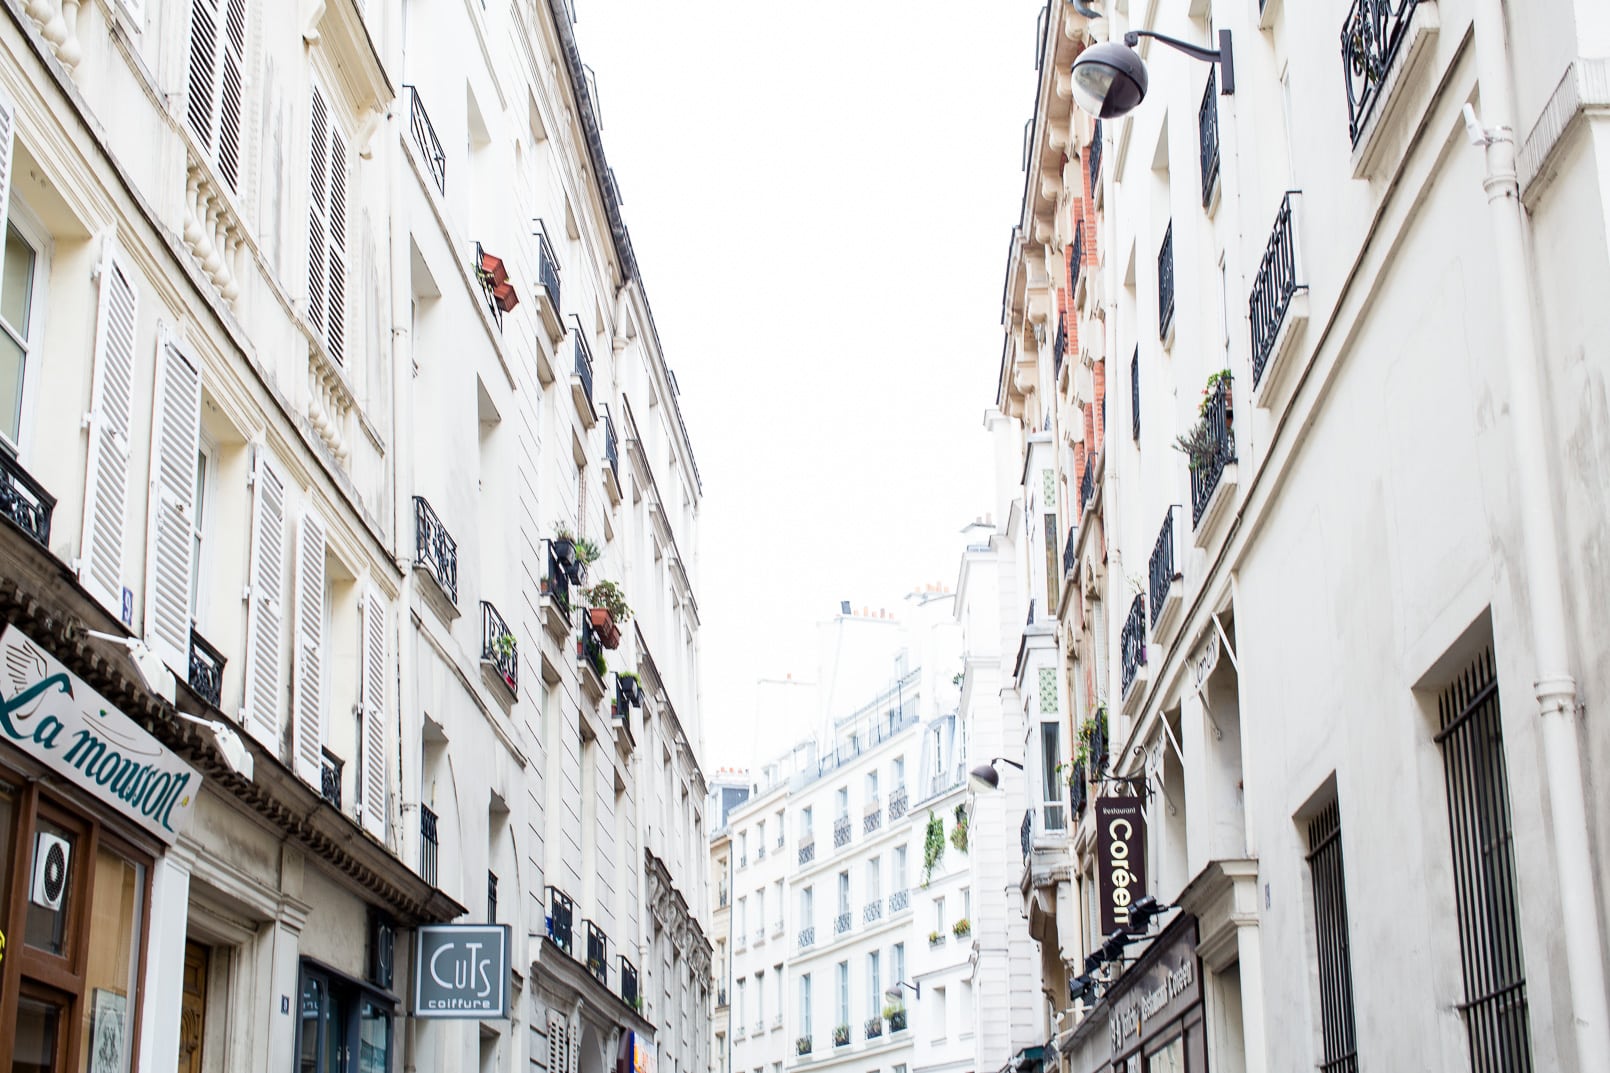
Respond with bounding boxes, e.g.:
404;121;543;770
922;810;946;886
950;803;969;853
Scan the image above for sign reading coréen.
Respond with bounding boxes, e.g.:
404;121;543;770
1096;796;1147;936
414;924;511;1019
0;626;201;843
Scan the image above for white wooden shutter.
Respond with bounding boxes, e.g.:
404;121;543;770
185;0;218;150
240;449;286;747
546;1014;569;1073
187;0;246;192
307;86;329;346
360;584;386;838
290;508;326;786
142;337;202;677
216;0;246;190
79;242;139;615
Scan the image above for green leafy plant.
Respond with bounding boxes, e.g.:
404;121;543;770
574;536;602;565
1201;369;1233;412
922;810;946;886
495;632;516;659
1175;371;1234;472
631;994;644;1012
928;929;944;945
583;579;633;623
881;1003;903;1021
591;645;607;679
950;803;969;853
952;917;972;937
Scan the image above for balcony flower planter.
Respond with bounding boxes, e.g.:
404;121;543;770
492;280;519;313
888;1009;907;1032
479;250;509;287
796;1037;812;1056
588;608;623;649
832;1025;850;1048
952;918;972;938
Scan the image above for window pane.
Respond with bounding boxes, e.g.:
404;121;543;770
2;224;36;337
25;819;76;957
79;847;145;1073
0;781;15;913
14;994;65;1073
299;976;324;1073
0;328;25;444
358;1000;390;1073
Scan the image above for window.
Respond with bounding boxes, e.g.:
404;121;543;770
736;978;746;1026
757;820;766;850
892;942;905;985
866;858;881;902
189;445;213;621
930;985;947;1040
893;846;907;891
800;806;813;840
756;970;765;1026
776;809;785;848
837;872;850;915
800;974;812;1031
738;831;747;864
835;787;848;820
1437;647;1533;1072
755;888;765;935
800;886;813;923
186;0;248;192
892;757;905;790
866;770;879;801
772;880;783;930
0;217;46;450
866;952;881;1017
962;887;971;921
307;82;350;363
1306;798;1358;1073
1039;720;1066;830
736;896;746;937
933;896;946;932
297;962;392;1073
836;962;849;1027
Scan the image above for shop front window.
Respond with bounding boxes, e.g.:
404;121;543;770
297;963;393;1073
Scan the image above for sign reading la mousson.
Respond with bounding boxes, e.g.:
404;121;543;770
1096;796;1147;936
0;625;201;844
415;924;511;1019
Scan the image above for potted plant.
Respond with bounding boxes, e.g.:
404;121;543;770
631;994;644;1013
618;671;643;706
796;1037;812;1056
553;525;579;567
493;280;519;312
928;929;945;946
865;1016;883;1038
494;632;516;661
833;1024;850;1047
888;1006;907;1031
584;579;632;649
950;803;969;852
588;955;604;977
590;644;608;680
952;917;972;938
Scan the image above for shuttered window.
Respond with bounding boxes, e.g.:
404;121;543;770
142;338;203;677
307;84;348;363
241;449;286;746
291;510;327;786
360;586;387;839
79;242;139;616
186;0;246;192
546;1013;571;1073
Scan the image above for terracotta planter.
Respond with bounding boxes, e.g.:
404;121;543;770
479;250;508;287
589;608;622;649
493;281;520;313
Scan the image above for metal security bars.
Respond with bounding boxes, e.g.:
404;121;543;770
799;840;815;866
1120;594;1146;696
404;86;446;194
544;541;572;618
420;805;439;886
888;785;908;821
833;815;851;849
1131;348;1140;440
1199;68;1220;207
547;886;575;954
1158;223;1175;339
536;228;562;314
1307;800;1360;1073
1148;507;1178;628
798;926;815;949
188;628;226;709
1436;648;1534;1072
620;956;639;1007
1190;377;1236;526
1250;193;1304;387
1342;0;1421;145
834;912;851;936
0;450;54;547
414;495;458;604
586;922;609;985
1088;120;1102;192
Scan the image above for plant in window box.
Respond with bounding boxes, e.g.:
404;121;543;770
928;929;945;946
1174;370;1233;472
631;994;644;1012
588;956;605;977
796;1036;812;1056
617;671;644;706
888;1007;907;1031
583;579;632;649
832;1024;850;1047
950;802;969;853
951;917;971;938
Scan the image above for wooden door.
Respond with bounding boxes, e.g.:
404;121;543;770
179;943;208;1073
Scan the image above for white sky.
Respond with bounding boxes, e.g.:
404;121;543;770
573;1;1046;771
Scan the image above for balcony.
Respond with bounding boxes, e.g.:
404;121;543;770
1080;454;1095;511
1158;222;1175;343
404;85;446;195
1249;192;1308;398
420;805;439;886
320;749;343;809
1131;347;1140;441
547;886;575;954
578;619;607;704
413;496;458;606
602;407;622;505
0;450;54;548
1189;376;1237;533
1120;593;1147;705
888;888;909;914
833;815;851;849
568;318;597;429
585;921;609;985
540;539;574;640
863;802;882;834
534;226;564;343
888;785;908;821
487;871;499;923
799;839;815;866
480;600;518;698
863;901;883;924
620;956;639;1009
798;925;815;949
1088;119;1102;197
1052;316;1067;377
1070;219;1086;298
187;628;226;709
1069;762;1088;818
1343;0;1428;148
1199;68;1220;210
834;911;851;936
1148;506;1182;636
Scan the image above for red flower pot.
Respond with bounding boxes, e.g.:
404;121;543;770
589;608;622;649
493;281;520;313
479;251;508;287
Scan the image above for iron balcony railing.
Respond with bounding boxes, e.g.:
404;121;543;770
580;618;604;681
1053;316;1067;375
474;242;505;330
188;628;226;709
544;540;572;618
1250;193;1304;387
1148;506;1179;628
1069;762;1088;817
757;842;767;861
0;448;54;547
546;886;575;954
603;408;620;484
1090;713;1109;776
572;323;595;411
834;911;851;936
487;871;499;923
1131;347;1141;440
1088;119;1102;192
413;496;458;604
320;748;343;809
833;815;851;849
863;803;882;834
481;600;518;695
888;888;909;913
798;925;815;949
1158;222;1175;339
620;956;639;1008
420;805;439;886
586;921;609;985
1342;0;1421;146
888;785;908;821
1020;810;1032;862
404;85;446;194
1121;594;1147;696
799;839;815;865
1063;526;1077;575
1071;219;1085;293
1080;454;1095;509
536;228;562;313
1199;67;1220;208
1190;376;1237;526
863;901;883;924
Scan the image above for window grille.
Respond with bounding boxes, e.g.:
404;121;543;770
1306;799;1358;1073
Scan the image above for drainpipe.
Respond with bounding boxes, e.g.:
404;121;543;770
1469;0;1610;1066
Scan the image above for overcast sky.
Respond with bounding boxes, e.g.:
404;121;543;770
573;1;1046;771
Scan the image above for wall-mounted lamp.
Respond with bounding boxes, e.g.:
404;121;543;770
885;980;921;1002
84;631;176;705
172;711;255;780
1072;29;1235;119
968;757;1024;793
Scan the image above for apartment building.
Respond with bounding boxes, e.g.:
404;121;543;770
0;0;709;1071
990;0;1610;1071
709;770;751;1073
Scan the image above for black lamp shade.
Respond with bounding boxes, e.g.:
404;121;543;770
1071;42;1149;119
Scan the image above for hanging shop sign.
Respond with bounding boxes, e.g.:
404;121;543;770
414;924;511;1018
1096;795;1147;936
0;625;201;843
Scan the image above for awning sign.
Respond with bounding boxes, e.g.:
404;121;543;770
414;924;511;1019
0;626;201;843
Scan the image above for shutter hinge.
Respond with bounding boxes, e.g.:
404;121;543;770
81;410;95;431
241;585;251;602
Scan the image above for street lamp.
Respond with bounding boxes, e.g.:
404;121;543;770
968;757;1024;793
885;980;921;1001
1071;29;1235;119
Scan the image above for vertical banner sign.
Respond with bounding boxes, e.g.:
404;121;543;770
1097;796;1147;936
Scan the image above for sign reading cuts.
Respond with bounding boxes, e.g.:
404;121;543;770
1096;796;1147;936
0;626;201;843
415;924;511;1019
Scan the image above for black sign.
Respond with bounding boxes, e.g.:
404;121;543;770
1096;796;1147;937
1107;915;1200;1057
414;925;511;1019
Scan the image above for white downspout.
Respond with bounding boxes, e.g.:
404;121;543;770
1469;0;1610;1066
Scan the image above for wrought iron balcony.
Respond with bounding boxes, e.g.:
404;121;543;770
1020;810;1032;862
1189;376;1237;527
1131;347;1141;440
888;888;909;913
413;496;458;604
833;815;851;848
1070;219;1085;293
1342;0;1421;146
798;839;815;865
1063;527;1077;576
863;901;883;924
603;408;620;485
487;870;499;923
572;322;595;412
1080;454;1095;509
798;925;815;949
420;805;439;886
1121;593;1147;697
888;785;908;821
536;228;562;314
546;886;574;955
475;242;512;330
586;920;609;985
320;749;343;809
1148;506;1179;628
187;628;225;709
1088;119;1102;193
580;618;604;683
863;803;882;834
1199;67;1220;208
1053;316;1067;375
1069;762;1088;817
481;600;518;696
404;85;446;194
1158;222;1175;339
620;956;639;1007
0;448;54;548
834;911;851;936
543;540;573;618
1250;192;1304;388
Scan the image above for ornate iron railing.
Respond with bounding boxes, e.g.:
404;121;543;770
1131;347;1141;440
1071;218;1085;294
1020;810;1032;862
487;871;499;923
863;804;882;834
1148;506;1179;627
586;921;609;985
404;85;446;194
1158;222;1175;339
1053;316;1067;375
834;911;851;936
1064;526;1077;575
572;323;595;410
320;749;343;809
603;408;620;484
1342;0;1421;146
888;888;909;913
481;600;518;695
798;925;815;949
620;956;639;1007
799;840;815;866
0;449;54;547
1088;119;1102;192
864;901;883;924
545;887;575;955
1199;67;1220;207
536;228;562;313
544;540;572;618
1069;762;1088;816
413;496;458;603
1250;193;1304;387
833;815;851;848
1189;377;1237;526
1080;454;1095;509
1121;594;1147;696
188;628;226;709
420;805;439;886
888;785;908;820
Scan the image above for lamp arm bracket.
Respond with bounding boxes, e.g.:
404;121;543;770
1123;29;1235;93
